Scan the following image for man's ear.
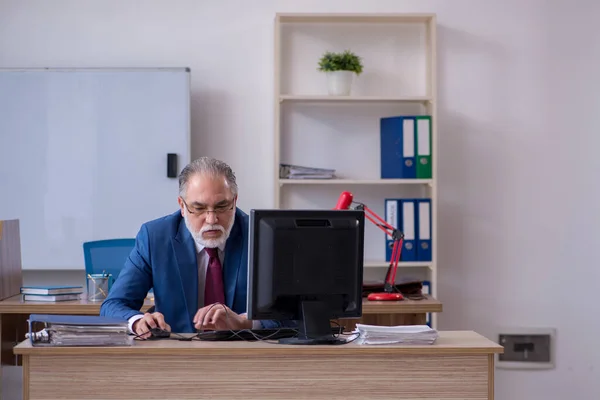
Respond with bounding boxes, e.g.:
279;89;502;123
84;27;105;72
177;196;185;216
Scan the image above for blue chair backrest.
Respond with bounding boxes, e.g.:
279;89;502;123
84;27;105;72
83;239;135;287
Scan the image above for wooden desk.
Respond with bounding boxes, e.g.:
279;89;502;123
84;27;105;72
0;294;155;315
14;330;503;400
1;294;442;364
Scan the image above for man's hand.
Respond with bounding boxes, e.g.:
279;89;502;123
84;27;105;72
193;304;252;331
132;312;171;340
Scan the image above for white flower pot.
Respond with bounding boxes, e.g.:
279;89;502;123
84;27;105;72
326;71;354;96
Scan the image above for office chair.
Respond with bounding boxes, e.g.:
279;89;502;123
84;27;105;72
83;238;136;289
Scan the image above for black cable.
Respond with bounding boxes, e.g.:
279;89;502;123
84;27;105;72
193;303;359;344
190;303;290;343
136;303;359;344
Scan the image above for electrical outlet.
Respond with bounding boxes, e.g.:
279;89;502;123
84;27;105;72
496;327;555;370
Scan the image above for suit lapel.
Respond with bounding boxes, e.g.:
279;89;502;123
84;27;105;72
172;219;198;324
223;215;242;307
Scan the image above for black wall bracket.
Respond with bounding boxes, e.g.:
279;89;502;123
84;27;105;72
167;153;178;178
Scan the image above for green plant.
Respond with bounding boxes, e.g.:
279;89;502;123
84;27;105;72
317;50;363;75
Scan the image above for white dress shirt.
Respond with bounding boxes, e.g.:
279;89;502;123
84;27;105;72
128;241;259;333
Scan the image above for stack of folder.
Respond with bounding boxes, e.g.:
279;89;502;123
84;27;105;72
279;163;336;179
355;324;438;345
380;115;432;179
384;197;432;262
27;314;132;347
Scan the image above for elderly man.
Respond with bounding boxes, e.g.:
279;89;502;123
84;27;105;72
100;157;268;338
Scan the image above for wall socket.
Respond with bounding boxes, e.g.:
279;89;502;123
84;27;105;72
496;327;556;370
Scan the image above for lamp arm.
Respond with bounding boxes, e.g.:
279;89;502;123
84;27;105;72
352;202;404;292
352;203;403;240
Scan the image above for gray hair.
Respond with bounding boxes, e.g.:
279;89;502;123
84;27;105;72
178;157;238;198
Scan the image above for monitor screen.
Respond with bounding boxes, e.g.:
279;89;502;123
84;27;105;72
247;209;364;344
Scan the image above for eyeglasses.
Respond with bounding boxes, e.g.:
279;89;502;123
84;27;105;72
181;198;235;216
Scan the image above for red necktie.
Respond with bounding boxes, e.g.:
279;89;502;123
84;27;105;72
204;247;225;306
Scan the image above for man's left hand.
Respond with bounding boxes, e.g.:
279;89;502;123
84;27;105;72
193;304;253;331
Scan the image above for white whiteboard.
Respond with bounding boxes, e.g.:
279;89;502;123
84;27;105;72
0;68;191;270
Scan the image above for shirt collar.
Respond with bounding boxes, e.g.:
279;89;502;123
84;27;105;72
194;241;225;255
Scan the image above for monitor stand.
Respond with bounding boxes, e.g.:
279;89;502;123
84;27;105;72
278;300;346;345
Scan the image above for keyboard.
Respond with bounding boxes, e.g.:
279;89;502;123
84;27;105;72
196;326;344;341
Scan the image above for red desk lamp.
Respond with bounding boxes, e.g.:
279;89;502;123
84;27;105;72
334;191;405;301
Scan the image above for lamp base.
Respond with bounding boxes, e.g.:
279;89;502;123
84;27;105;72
367;292;404;301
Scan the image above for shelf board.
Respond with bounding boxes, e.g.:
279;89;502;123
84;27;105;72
279;95;431;104
276;13;435;24
279;179;433;185
364;261;432;268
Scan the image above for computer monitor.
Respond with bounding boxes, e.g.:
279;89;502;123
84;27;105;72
247;209;364;345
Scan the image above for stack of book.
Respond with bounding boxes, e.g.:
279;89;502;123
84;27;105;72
355;324;438;345
20;285;83;302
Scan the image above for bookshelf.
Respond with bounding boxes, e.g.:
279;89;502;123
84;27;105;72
273;13;438;327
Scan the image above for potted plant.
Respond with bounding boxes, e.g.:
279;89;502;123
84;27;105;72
317;50;363;96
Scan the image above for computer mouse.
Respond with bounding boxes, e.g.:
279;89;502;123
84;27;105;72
148;327;171;339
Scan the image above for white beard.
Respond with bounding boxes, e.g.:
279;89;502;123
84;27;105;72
184;213;234;249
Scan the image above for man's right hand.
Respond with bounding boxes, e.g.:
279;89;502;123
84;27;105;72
132;312;171;340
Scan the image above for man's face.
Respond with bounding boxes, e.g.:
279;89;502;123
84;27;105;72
178;173;237;249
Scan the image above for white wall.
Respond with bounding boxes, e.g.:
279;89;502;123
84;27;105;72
2;0;600;399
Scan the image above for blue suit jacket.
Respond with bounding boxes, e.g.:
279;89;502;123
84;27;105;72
100;207;282;332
